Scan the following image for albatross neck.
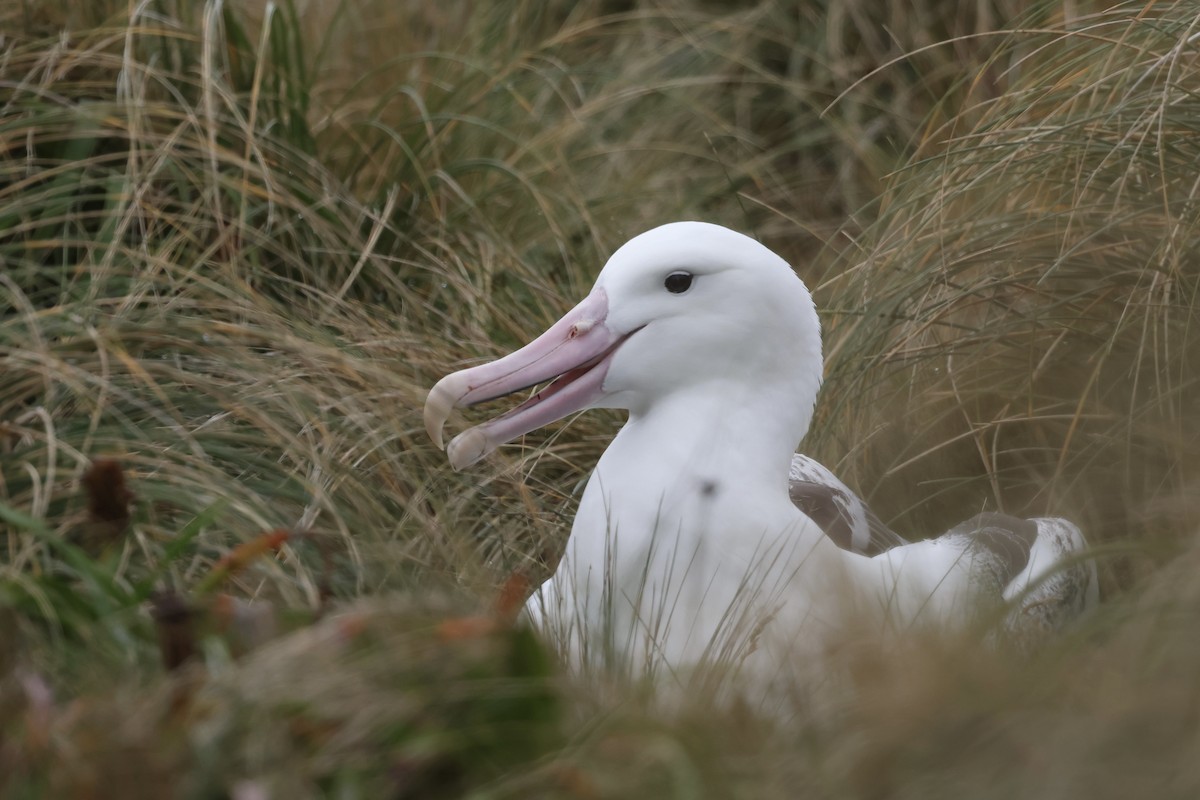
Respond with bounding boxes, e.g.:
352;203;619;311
607;378;816;497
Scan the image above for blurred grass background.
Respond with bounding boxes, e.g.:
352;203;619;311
2;0;1199;796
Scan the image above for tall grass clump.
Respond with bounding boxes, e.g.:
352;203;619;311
813;0;1200;584
0;0;445;664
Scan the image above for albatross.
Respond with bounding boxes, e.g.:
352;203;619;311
425;222;1097;679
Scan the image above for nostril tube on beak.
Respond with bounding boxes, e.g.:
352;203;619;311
569;319;596;338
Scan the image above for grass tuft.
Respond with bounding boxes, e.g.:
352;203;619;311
813;0;1200;592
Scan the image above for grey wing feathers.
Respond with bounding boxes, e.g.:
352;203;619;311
787;454;906;556
861;505;908;555
950;513;1098;633
787;456;1096;634
1004;517;1099;633
944;512;1038;592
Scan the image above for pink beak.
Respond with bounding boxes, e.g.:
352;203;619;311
424;289;626;469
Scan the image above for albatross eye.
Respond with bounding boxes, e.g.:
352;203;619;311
664;271;694;294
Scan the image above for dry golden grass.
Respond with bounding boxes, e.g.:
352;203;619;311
813;0;1200;591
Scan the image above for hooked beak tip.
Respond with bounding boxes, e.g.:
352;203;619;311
425;288;615;469
424;374;465;450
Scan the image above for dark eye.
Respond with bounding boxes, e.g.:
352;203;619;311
664;271;693;294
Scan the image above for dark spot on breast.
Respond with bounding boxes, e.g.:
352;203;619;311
699;479;719;498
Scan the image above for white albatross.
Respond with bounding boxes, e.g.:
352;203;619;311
425;222;1098;681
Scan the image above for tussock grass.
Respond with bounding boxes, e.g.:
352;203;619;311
3;0;1200;796
0;3;441;644
813;0;1200;584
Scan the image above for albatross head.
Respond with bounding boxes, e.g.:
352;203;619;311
425;221;822;469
